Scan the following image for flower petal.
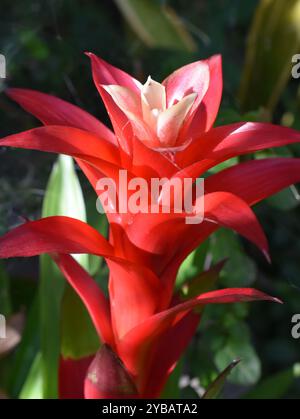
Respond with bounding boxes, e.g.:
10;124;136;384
102;85;157;146
85;53;141;92
86;53;141;154
141;76;166;112
157;93;197;147
163;59;210;108
181;54;223;139
163;55;222;140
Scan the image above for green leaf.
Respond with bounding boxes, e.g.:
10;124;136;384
202;359;241;399
60;284;100;359
267;186;300;211
187;339;219;390
0;262;11;316
176;241;209;288
181;260;226;300
85;195;108;277
243;363;300;399
210;230;257;287
7;297;39;398
214;335;261;386
161;359;183;399
19;353;43;399
239;0;300;115
39;155;98;398
114;0;196;51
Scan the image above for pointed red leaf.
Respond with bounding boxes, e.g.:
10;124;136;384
86;53;140;154
107;260;163;340
6;88;116;144
177;122;300;169
205;158;300;206
118;288;281;379
180;55;223;141
163;59;210;110
85;53;141;92
204;192;269;260
138;311;200;397
0;216;114;259
0;125;120;169
53;254;114;346
124;191;269;275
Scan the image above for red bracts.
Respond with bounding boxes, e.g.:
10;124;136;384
1;54;300;398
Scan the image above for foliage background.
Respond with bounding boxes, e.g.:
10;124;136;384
0;0;300;398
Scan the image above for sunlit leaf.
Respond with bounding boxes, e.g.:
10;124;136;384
114;0;196;51
239;0;300;114
60;283;100;359
210;230;256;287
19;353;43;399
202;359;240;399
176;241;209;288
39;155;96;398
7;298;39;398
214;332;261;386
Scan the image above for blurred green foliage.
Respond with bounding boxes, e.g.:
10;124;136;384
0;0;300;399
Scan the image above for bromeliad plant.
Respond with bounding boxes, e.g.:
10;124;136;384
1;53;300;398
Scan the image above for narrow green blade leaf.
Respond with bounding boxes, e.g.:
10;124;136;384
7;297;39;398
202;359;241;399
0;262;11;316
114;0;196;51
19;353;43;399
60;283;100;359
40;155;97;398
239;0;300;114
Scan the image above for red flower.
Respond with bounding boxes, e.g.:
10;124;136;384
1;53;300;398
